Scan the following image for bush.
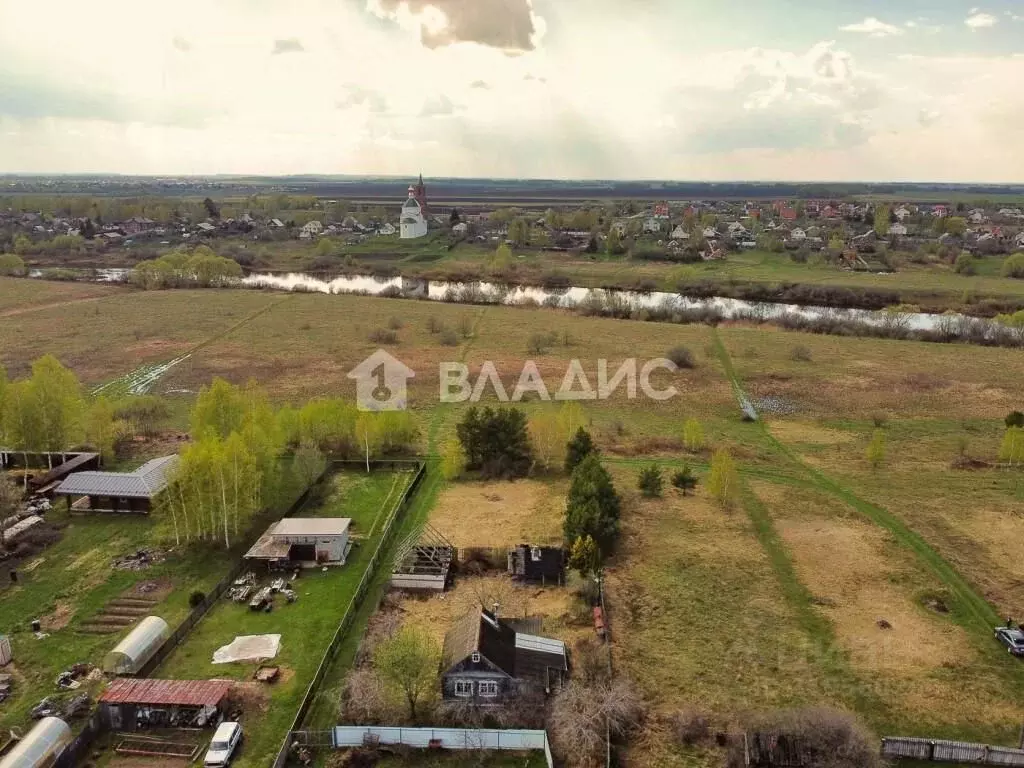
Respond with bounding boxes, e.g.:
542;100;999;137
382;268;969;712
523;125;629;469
528;332;556;355
188;590;206;608
426;316;442;334
0;253;26;276
368;328;398;344
954;252;976;275
387;316;404;330
791;345;812;362
1002;253;1024;278
666;345;695;369
732;708;880;768
637;465;663;498
671;464;698;495
673;709;712;746
1007;411;1024;428
550;675;646;768
439;328;459;346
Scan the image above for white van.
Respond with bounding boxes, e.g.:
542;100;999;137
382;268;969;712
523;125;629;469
204;721;242;767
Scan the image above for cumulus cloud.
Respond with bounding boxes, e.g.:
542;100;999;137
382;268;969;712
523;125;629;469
172;36;192;52
366;0;545;52
337;86;388;113
965;12;998;28
470;79;490;89
420;93;457;116
272;38;305;54
839;17;904;37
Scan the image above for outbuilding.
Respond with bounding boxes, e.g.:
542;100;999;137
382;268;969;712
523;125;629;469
99;678;231;731
244;518;352;569
103;616;170;675
508;544;565;586
53;455;178;514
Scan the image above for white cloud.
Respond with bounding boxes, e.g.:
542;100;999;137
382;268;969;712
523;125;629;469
839;17;904;37
965;12;998;28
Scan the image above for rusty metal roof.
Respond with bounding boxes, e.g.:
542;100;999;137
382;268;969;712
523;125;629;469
99;678;231;707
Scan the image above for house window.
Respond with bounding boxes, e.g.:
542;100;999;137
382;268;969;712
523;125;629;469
454;680;473;697
471;652;481;663
478;681;499;698
531;547;541;562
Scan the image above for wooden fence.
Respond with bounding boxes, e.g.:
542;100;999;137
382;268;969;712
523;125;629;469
882;737;1024;765
270;460;426;768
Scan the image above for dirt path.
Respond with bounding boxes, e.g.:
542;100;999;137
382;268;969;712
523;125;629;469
0;294;114;318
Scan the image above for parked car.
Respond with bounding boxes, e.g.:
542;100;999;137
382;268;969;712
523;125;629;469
994;627;1024;656
204;721;242;767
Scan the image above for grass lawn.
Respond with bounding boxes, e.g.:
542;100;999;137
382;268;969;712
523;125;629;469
153;468;414;768
0;506;230;731
0;276;121;314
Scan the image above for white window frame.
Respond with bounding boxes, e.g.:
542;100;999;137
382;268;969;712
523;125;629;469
530;547;541;562
478;680;499;698
471;652;481;663
453;679;474;697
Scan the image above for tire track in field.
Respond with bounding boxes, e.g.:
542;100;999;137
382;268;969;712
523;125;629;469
709;326;1002;636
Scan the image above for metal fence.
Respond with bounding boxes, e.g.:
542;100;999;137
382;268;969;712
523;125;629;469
270;460;427;768
882;737;1024;765
323;726;553;766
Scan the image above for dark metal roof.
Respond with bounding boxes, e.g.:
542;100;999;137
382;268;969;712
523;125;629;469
99;678;231;707
442;610;517;677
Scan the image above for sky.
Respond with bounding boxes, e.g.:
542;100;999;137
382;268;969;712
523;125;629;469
0;0;1022;181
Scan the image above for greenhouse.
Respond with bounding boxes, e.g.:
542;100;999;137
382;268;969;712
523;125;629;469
0;717;72;768
103;616;170;675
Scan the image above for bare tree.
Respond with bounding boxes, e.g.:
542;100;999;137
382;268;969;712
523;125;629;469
550;675;646;767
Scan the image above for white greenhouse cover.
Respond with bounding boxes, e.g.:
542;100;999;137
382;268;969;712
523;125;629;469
212;634;281;664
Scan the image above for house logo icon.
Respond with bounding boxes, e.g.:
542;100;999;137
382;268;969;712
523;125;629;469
347;350;416;411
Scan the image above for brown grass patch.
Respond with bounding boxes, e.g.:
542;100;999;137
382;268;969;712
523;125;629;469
396;574;587;651
40;600;74;631
767;420;855;446
429;480;565;548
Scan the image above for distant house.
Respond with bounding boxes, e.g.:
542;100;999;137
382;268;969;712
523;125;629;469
377;223;397;236
124;217;155;235
643;217;664;234
931;205;949;218
702;226;718;239
508;545;565;585
452;222;469;235
790;228;807;241
727;221;748;238
889;223;908;237
440;609;568;704
780;207;798;221
196;222;215;233
894;207;912;221
968;209;987;224
822;205;840;220
670;225;690;240
1015;232;1024;249
269;218;285;229
300;220;324;239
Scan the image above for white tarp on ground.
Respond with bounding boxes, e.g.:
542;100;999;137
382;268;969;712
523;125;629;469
212;634;281;664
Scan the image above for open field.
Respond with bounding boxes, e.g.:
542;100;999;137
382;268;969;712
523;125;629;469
6;283;1024;764
0;504;230;731
154;468;413;768
0;277;122;315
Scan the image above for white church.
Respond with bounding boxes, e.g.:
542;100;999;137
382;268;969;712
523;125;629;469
400;175;429;240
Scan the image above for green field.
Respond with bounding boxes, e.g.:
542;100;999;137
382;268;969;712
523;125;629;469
154;468;414;768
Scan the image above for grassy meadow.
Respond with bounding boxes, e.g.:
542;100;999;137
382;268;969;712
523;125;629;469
3;279;1024;766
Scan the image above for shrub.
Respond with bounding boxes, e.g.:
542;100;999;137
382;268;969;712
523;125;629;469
791;345;812;362
666;345;695;369
0;253;26;276
637;465;663;498
1002;253;1024;278
954;252;976;275
426;316;441;333
1007;411;1024;429
387;316;404;330
550;676;646;768
368;328;398;344
439;328;459;346
672;463;698;495
528;332;556;355
188;590;206;608
458;315;474;338
732;708;881;768
673;709;712;746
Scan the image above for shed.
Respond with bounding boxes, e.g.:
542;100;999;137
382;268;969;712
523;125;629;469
99;678;231;731
0;717;72;768
103;616;170;675
53;455;178;514
390;524;454;592
245;518;351;568
508;544;565;585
